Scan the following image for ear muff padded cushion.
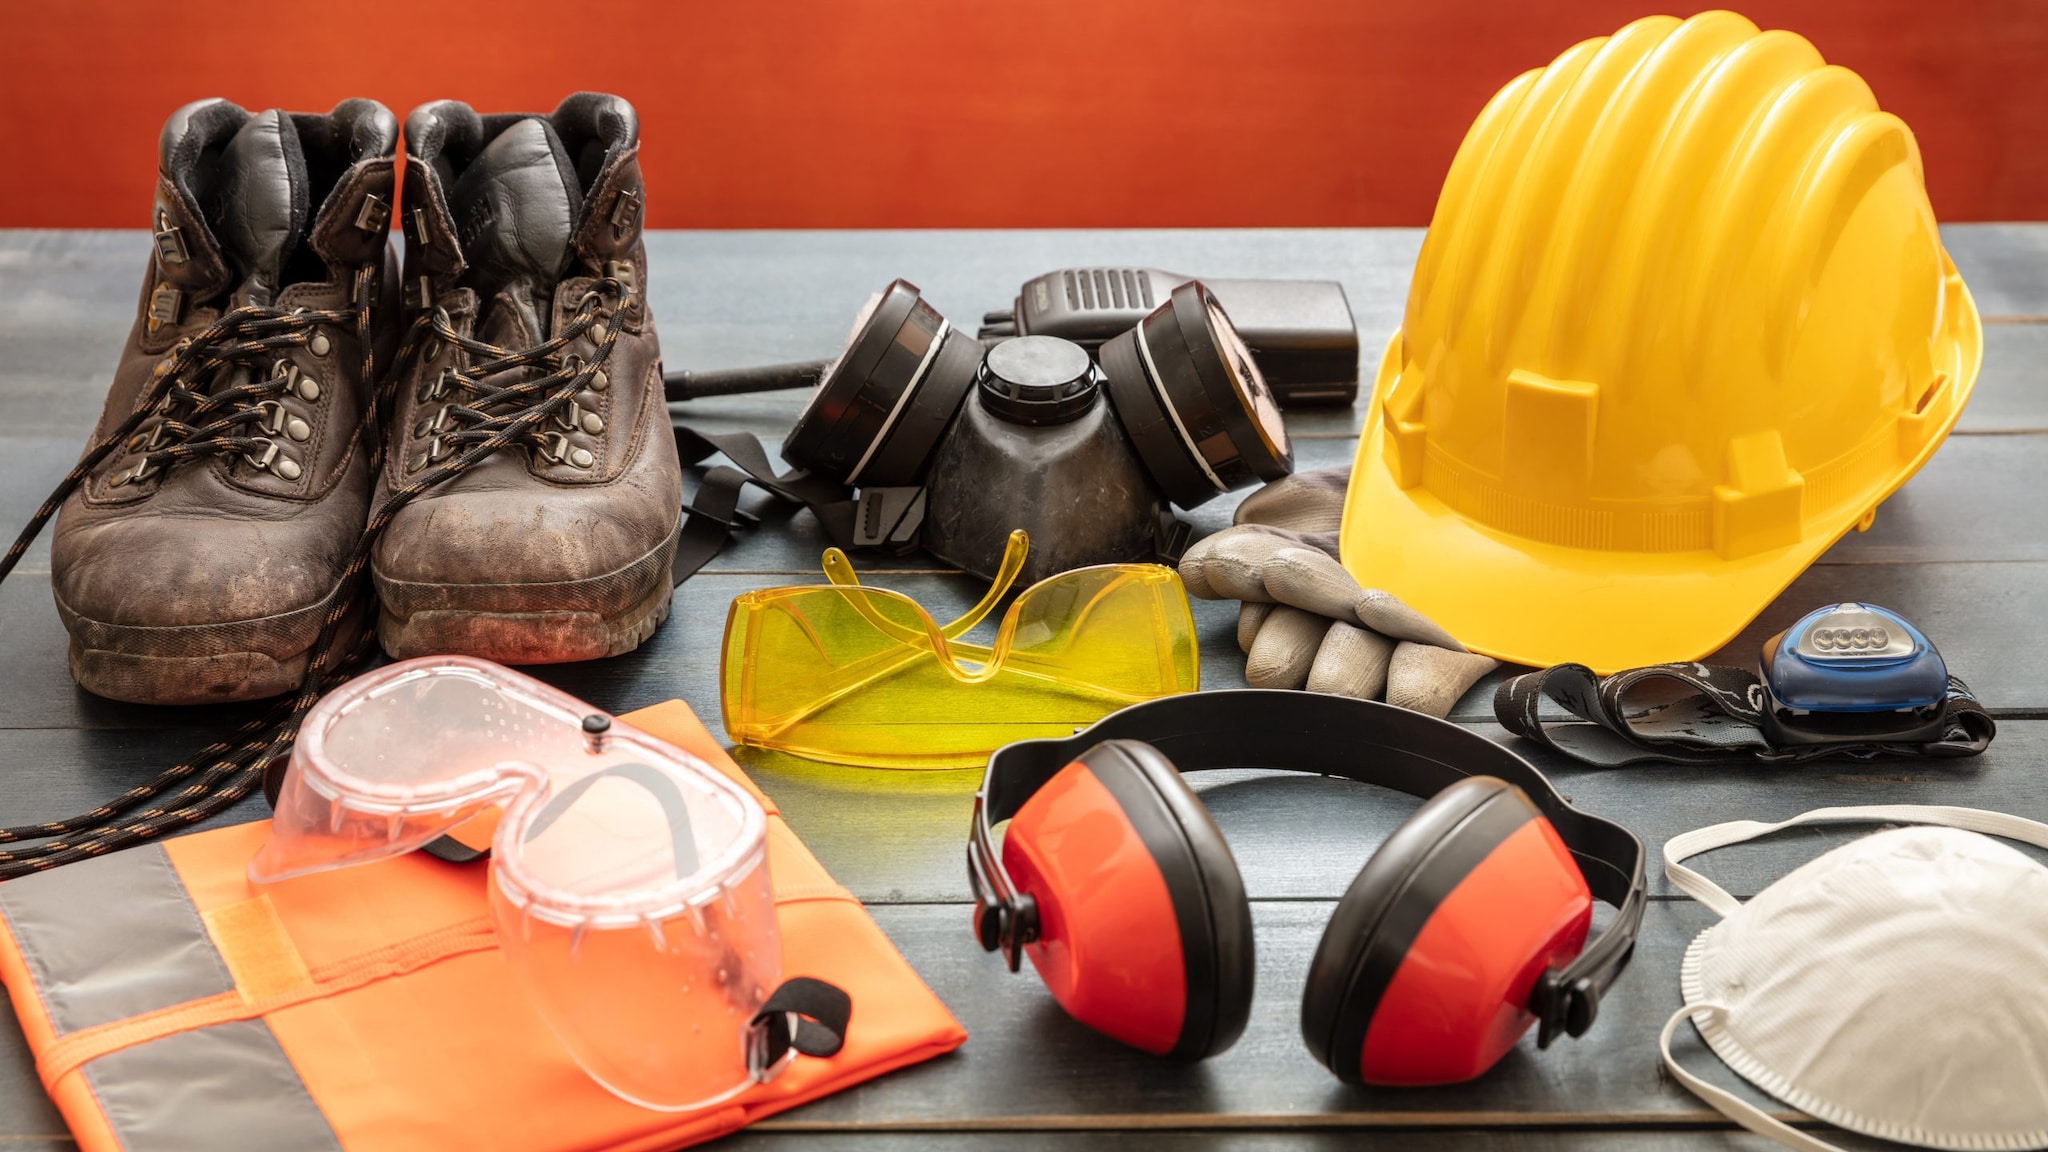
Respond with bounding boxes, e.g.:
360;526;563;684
1110;740;1255;1058
1299;775;1513;1074
1085;740;1252;1061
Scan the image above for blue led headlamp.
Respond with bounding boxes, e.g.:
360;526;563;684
1757;603;1950;746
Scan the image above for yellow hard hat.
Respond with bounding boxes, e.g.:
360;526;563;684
1340;10;1980;674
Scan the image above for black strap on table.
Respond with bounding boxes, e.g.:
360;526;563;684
750;976;854;1069
1494;662;1996;768
671;426;868;585
967;690;1646;1048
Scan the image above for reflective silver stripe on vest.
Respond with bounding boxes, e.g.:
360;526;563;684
0;844;341;1151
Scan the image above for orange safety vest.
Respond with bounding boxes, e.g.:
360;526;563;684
0;700;966;1151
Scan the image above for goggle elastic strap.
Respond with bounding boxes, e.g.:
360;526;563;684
746;976;854;1080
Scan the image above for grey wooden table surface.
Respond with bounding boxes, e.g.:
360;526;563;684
0;225;2042;1150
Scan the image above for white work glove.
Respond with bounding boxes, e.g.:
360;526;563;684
1178;469;1497;719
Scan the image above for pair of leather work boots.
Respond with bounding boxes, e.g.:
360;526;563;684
49;94;681;704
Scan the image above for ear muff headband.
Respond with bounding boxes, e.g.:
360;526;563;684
967;690;1645;1048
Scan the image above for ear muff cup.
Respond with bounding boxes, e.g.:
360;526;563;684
1000;739;1252;1059
1105;739;1254;1059
1300;776;1507;1071
1301;776;1592;1086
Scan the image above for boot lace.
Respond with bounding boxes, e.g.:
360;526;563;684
105;308;354;488
402;294;618;472
0;278;630;876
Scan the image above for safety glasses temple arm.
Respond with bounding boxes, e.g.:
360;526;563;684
814;528;1026;648
815;548;950;651
934;529;1029;640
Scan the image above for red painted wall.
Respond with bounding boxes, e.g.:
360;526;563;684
0;1;2041;227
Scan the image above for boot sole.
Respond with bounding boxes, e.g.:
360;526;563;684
374;527;678;664
61;595;366;706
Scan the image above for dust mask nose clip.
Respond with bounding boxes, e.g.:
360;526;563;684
1661;804;2048;1151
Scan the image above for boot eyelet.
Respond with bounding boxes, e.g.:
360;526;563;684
580;411;604;435
256;400;288;436
538;432;592;469
408;435;450;473
309;332;331;357
565;355;608;393
276;360;322;402
285;417;312;442
244;437;301;480
112;458;160;487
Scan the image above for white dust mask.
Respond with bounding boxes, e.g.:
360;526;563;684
1660;805;2048;1151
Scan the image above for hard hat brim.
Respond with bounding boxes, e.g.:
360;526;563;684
1339;296;1981;675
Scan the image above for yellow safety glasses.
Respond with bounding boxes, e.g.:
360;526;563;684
721;531;1199;769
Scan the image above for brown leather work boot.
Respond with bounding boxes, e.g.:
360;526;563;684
373;94;680;662
49;99;400;704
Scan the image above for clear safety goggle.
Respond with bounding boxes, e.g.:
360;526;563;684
720;530;1200;769
252;656;789;1112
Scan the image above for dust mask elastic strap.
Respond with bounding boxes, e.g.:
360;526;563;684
1664;804;2048;918
1658;1004;1848;1152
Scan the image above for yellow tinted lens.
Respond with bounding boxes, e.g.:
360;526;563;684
721;565;1197;769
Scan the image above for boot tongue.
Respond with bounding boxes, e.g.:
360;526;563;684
449;117;582;341
210;110;308;306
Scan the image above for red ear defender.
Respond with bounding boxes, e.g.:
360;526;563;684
970;692;1644;1088
999;740;1253;1059
1300;777;1593;1086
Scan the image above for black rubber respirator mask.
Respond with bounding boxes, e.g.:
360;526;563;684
781;279;1295;585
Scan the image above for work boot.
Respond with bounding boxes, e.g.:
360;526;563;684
50;99;400;705
373;94;680;662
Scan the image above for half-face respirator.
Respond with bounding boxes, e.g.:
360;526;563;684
780;278;1294;585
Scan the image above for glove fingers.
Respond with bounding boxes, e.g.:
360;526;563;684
1385;642;1497;719
1237;601;1273;654
1265;547;1363;620
1355;589;1467;651
1179;526;1285;602
1244;606;1328;690
1305;622;1394;700
1233;467;1349;535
